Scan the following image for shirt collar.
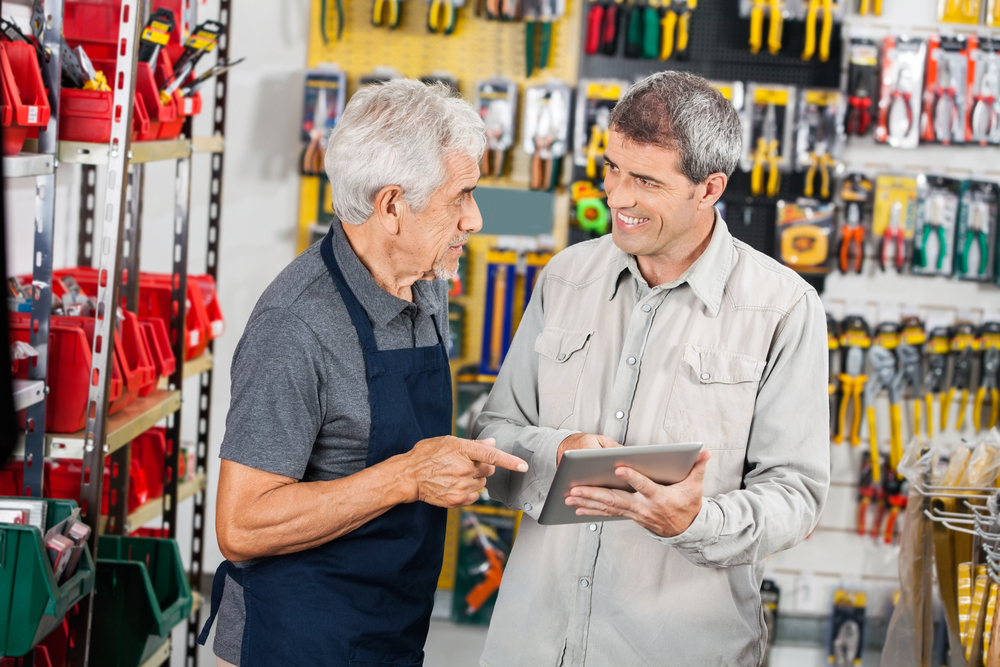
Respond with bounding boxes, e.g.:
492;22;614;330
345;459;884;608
331;218;431;327
607;208;734;318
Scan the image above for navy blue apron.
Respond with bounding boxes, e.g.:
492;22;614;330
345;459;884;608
199;225;452;666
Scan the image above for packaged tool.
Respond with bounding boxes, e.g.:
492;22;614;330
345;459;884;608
475;77;518;179
708;80;745;114
955;180;998;282
741;0;786;56
976;322;1000;431
845;38;879;137
938;0;981;23
791;0;846;62
776;200;835;274
583;0;624;56
573;79;627;183
451;504;519;625
796;89;844;200
159;20;224;100
990;0;1000;26
743;84;797;198
300;67;347;176
426;0;465;35
524;80;572;192
913;175;960;277
872;174;919;273
875;36;926;149
837;173;873;274
479;248;551;375
828;590;866;666
659;0;698;61
947;322;977;431
828;313;840;436
969;37;1000;146
482;0;522;21
524;0;566;76
921;34;975;145
836;315;871;447
924;325;951;438
137;8;176;65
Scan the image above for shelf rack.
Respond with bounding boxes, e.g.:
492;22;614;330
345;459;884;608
3;0;232;662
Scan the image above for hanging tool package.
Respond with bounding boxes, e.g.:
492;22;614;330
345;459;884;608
872;173;918;273
300;67;347;176
796;0;844;63
912;175;960;277
776;200;835;273
875;35;926;149
921;34;974;145
742;0;786;56
955;180;999;282
523;0;565;76
796;89;844;200
743;84;796;198
837;173;873;274
845;38;879;137
970;37;1000;146
524;81;572;192
475;78;518;179
573;79;625;184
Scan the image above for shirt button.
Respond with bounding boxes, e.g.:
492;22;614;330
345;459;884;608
558;353;567;361
523;503;532;512
627;357;636;365
580;579;590;588
589;523;598;532
700;373;711;381
615;410;624;419
642;304;651;312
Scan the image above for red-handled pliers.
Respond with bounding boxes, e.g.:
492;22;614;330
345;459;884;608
880;201;907;272
839;203;865;273
585;2;604;54
846;67;873;136
886;66;915;140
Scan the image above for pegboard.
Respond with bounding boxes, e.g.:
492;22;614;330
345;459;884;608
308;0;583;186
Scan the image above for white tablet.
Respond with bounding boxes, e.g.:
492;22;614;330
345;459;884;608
537;442;704;526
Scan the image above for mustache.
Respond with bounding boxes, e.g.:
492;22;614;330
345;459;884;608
448;232;470;247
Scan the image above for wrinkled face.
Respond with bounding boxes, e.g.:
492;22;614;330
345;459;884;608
402;152;483;280
603;129;703;260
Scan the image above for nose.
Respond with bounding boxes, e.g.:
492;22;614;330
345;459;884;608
461;195;484;234
605;175;634;212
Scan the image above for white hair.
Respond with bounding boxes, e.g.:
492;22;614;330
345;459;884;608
325;78;487;225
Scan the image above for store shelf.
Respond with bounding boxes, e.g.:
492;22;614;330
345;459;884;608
12;379;45;411
13;389;182;459
100;473;207;534
138;640;170;667
192;135;225;153
3;152;55;178
59;139;192;165
158;352;213;389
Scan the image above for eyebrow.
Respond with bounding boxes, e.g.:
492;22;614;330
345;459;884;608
460;185;477;194
603;155;665;186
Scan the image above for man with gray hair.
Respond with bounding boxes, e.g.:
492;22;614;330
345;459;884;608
197;78;528;667
474;71;830;666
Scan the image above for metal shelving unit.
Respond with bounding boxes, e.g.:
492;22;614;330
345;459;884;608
4;0;231;661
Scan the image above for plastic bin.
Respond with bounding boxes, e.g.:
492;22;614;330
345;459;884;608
0;41;52;155
131;428;167;501
139;318;176;387
63;0;120;61
0;497;95;657
137;274;211;360
59;70;150;143
191;274;225;340
113;310;157;407
90;536;191;667
46;458;149;516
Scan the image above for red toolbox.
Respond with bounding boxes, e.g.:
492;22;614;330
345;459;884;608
8;313;124;433
0;40;52;155
59;63;151;143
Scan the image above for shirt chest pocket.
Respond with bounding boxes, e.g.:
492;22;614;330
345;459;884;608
534;327;594;429
663;344;765;450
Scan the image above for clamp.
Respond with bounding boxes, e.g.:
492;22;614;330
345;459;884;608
751;103;780;197
880;201;907;272
972;62;999;143
917;194;948;271
960;201;991;277
802;0;832;63
839;203;865;273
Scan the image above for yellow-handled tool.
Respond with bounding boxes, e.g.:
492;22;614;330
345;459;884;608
767;0;783;55
889;402;903;472
749;0;766;54
975;344;999;431
661;7;678;59
866;406;882;483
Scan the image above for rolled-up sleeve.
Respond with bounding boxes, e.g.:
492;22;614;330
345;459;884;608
474;269;578;520
652;289;831;567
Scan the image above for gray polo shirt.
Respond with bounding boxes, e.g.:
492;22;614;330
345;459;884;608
213;220;449;665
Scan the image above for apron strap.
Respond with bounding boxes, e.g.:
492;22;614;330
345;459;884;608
320;224;379;355
197;560;241;645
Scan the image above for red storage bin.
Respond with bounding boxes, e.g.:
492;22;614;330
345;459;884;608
113;310;157;406
140;318;176;384
63;0;120;60
8;312;125;433
191;274;225;340
0;40;52;155
46;457;149;515
132;427;166;500
0;462;22;497
59;71;150;143
133;51;178;140
138;274;211;360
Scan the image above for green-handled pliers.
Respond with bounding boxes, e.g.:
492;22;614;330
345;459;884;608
960;201;991;276
373;0;402;27
526;21;552;76
917;194;948;271
321;0;345;42
428;0;457;34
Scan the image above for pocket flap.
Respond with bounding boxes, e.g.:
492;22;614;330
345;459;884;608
534;327;593;363
681;344;764;385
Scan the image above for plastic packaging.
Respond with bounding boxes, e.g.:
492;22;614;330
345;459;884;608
875;36;926;149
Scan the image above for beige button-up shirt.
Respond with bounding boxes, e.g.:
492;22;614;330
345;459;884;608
473;214;830;667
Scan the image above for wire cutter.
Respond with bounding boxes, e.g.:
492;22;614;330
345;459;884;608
321;0;345;42
917;194;948;271
865;345;896;476
880;201;906;272
846;67;873;136
427;0;457;34
896;342;925;446
586;108;611;181
929;59;960;144
839;204;865;273
960;201;991;276
804;151;835;199
749;0;782;56
975;345;999;431
802;0;832;62
751;104;780;197
373;0;402;27
972;62;999;143
886;66;914;140
924;327;949;438
881;473;906;543
944;324;974;431
836;321;869;447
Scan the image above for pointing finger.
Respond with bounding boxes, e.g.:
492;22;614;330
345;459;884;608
466;443;529;473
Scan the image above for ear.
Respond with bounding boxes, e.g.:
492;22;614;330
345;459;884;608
697;173;728;210
373;184;406;236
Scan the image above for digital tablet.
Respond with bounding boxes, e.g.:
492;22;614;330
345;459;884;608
537;442;703;526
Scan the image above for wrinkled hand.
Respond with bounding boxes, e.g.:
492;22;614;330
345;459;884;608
564;450;711;538
556;433;622;465
403;436;528;509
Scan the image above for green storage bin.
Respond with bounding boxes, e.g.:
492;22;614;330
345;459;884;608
90;536;191;667
0;497;95;657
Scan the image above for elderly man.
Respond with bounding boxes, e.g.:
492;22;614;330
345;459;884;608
197;79;527;667
474;71;830;666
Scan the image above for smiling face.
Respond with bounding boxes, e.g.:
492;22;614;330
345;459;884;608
400;152;483;280
603;129;718;275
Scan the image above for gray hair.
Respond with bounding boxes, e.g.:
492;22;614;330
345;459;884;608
325;78;487;225
608;71;742;184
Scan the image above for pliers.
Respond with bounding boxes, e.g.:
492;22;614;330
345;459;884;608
886;66;914;140
526;0;557;76
972;62;999;144
428;0;457;34
321;0;345;42
804;151;835;199
661;0;695;60
880;201;907;272
945;324;975;431
586;108;611;181
865;345;897;479
846;67;873;136
836;317;870;448
839;203;865;273
960;201;991;276
895;342;924;452
976;345;999;432
802;0;832;63
927;59;959;144
924;327;950;438
917;194;948;271
859;0;882;15
749;0;783;56
751;103;780;197
373;0;402;28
